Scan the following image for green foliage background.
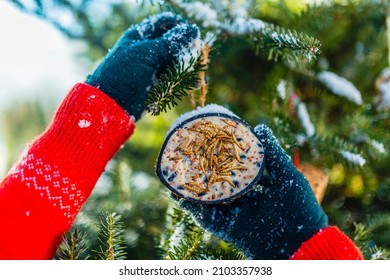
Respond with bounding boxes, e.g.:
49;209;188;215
1;0;390;259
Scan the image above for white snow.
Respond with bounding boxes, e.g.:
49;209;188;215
376;67;390;110
317;71;362;105
295;134;307;146
377;88;390;110
340;150;366;166
371;251;384;260
179;0;265;35
222;18;266;35
177;35;202;70
175;30;217;71
169;222;186;248
136;12;174;38
219;17;265;35
167;104;239;135
203;31;217;46
78;119;91;128
163;22;202;70
180;1;218;28
276;80;287;99
297;102;315;137
370;139;386;154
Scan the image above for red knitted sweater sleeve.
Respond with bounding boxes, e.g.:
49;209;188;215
0;83;135;259
290;226;364;260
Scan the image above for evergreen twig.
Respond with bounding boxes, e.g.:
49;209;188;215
56;228;89;260
253;24;321;63
146;57;205;116
206;248;246;260
165;230;205;260
352;222;390;260
160;205;202;259
368;246;390;260
95;212;126;260
311;135;366;168
352;222;371;251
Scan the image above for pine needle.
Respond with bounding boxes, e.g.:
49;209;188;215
165;230;205;260
56;228;89;260
95;212;127;260
253;23;321;63
146;56;205;116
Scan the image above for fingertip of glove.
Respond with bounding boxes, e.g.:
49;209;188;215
254;124;274;144
130;12;185;40
163;23;200;42
149;12;186;36
161;23;200;55
254;124;301;177
153;11;184;24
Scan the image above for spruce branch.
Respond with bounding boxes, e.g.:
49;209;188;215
352;222;390;260
160;205;208;260
352;222;371;251
253;24;321;63
165;230;205;260
146;56;205;116
311;135;366;168
206;248;246;260
368;246;390;260
96;212;126;260
56;228;89;260
365;213;390;232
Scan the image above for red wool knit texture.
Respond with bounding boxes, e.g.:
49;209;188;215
290;226;364;260
0;83;134;259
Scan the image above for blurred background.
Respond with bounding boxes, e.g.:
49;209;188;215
1;0;389;259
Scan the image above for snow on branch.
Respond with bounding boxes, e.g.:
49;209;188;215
169;0;320;62
297;102;315;137
375;67;390;110
340;150;366;166
255;24;321;62
370;139;387;155
180;1;218;28
317;71;362;105
176;0;266;34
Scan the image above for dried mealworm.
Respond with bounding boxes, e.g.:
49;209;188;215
200;157;206;174
175;136;189;151
233;144;244;164
231;131;244;150
221;118;238;128
207;170;216;189
222;177;237;188
183;183;205;194
221;165;248;173
168;156;181;161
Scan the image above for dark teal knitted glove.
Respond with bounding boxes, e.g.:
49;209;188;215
86;12;199;120
179;124;328;259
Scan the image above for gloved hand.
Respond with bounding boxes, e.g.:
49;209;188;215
86;12;199;120
179;124;328;259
